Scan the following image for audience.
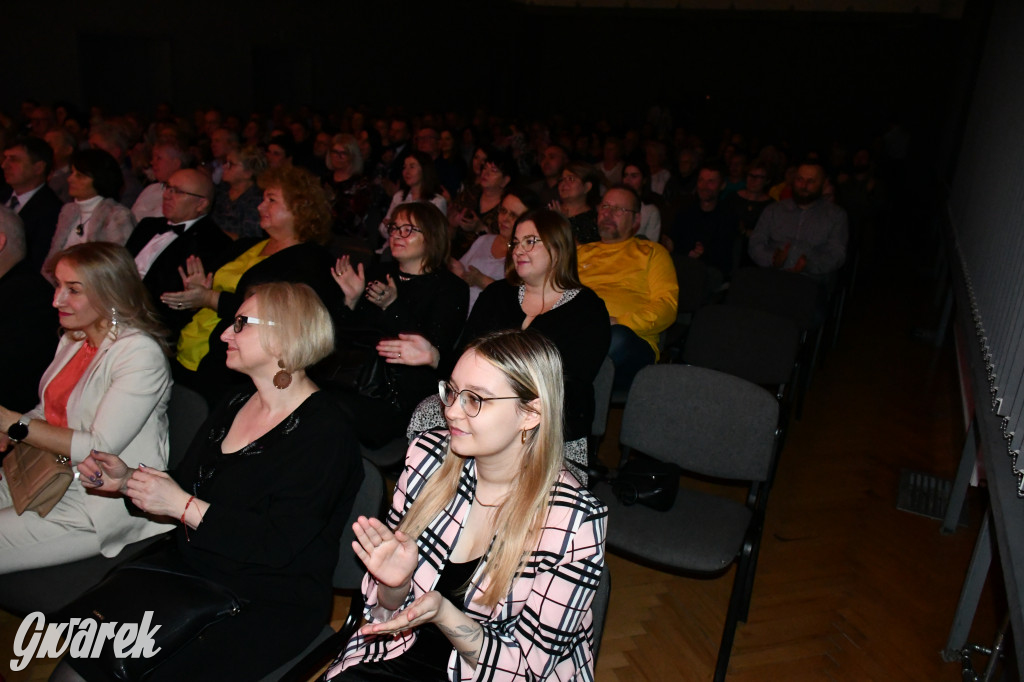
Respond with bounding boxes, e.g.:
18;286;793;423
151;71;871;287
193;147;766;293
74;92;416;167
1;136;62;273
43;148;136;283
0;207;57;413
323;133;374;238
330;202;468;448
213;144;267;239
377;150;447;248
87;121;143;207
577;185;678;391
748;159;849;278
621;160;662;242
126;168;232;338
44;127;76;203
325;329;607;682
130;141;191;221
0;242;172;574
664;160;739;278
554;161;601;244
61;282;363;681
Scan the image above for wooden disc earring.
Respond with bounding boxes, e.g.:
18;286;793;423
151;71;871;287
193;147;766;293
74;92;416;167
273;360;292;390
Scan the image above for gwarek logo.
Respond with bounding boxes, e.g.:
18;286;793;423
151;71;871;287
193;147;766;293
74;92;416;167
10;611;161;671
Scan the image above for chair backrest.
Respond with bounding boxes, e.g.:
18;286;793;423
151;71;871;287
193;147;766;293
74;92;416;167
167;384;209;469
727;266;823;331
683;304;801;386
333;458;386;589
591;357;615;438
673;254;711;314
621;365;778;482
591;563;612;661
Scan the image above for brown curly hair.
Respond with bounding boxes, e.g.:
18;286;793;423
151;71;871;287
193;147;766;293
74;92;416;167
257;165;331;245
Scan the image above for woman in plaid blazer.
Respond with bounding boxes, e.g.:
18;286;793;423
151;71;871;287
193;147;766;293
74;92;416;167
326;329;608;682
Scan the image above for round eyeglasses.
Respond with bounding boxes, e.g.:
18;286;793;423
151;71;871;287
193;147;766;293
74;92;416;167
385;222;422;238
233;315;276;333
508;236;543;252
438;380;519;418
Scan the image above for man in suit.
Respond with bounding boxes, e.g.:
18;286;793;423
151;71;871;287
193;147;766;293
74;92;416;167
126;168;231;337
1;137;63;274
0;207;58;416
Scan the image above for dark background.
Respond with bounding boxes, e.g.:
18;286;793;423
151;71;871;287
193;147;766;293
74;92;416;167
2;1;971;148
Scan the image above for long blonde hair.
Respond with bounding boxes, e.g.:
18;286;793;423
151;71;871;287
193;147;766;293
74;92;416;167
398;329;565;607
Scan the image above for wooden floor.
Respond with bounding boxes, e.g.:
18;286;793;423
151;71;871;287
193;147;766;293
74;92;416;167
0;262;1002;680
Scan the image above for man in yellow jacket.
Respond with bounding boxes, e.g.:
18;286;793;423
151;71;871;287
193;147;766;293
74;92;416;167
577;185;678;391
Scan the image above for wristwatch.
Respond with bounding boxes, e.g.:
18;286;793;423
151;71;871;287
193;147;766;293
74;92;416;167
7;416;30;443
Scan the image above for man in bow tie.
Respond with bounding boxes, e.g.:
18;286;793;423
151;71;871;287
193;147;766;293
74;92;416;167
126;168;231;338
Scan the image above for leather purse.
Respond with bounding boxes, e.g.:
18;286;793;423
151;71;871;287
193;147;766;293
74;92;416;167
4;443;73;517
612;454;681;512
57;560;245;681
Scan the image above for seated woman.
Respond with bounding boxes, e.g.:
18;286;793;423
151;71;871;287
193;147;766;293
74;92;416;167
58;282;363;681
380;210;610;481
448;148;517;259
621;160;663;242
552;161;601;245
165;165;342;406
323;133;374;238
330;202;468;448
43;149;136;283
0;242;171;573
448;185;541;313
377;151;447;248
325;329;608;682
212;144;268;240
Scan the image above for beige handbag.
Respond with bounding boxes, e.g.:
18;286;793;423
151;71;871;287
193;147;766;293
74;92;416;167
5;444;73;517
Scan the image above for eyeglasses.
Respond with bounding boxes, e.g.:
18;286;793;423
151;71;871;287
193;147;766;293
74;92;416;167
329;149;349;157
559;175;580;184
438;380;519;418
161;182;206;199
385;222;422;238
597;203;637;217
497;205;523;220
233;315;276;333
508;236;543;252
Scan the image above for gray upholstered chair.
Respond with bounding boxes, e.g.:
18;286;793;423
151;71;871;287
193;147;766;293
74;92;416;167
264;457;386;682
593;364;779;682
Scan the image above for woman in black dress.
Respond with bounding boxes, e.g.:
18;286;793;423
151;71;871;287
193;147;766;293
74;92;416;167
62;282;363;681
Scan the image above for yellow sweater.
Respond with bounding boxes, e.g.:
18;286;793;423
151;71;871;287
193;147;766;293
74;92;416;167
577;238;678;358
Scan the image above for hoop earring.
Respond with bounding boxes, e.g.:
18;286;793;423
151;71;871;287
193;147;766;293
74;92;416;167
273;360;292;390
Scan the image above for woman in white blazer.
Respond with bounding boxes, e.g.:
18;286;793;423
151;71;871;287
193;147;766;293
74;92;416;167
0;242;172;573
41;148;136;284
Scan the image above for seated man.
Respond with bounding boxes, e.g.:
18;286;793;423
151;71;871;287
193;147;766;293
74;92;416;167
665;160;739;279
131;141;191;221
0;207;57;416
748;159;848;279
126;168;231;338
578;185;678;391
1;137;63;273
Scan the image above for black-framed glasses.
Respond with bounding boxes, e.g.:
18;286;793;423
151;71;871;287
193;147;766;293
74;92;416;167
508;236;543;252
161;182;206;199
233;315;276;333
386;222;422;238
438;380;519;418
597;203;638;216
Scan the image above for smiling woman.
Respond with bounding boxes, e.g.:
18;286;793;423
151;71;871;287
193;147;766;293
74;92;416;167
0;242;171;574
325;329;607;682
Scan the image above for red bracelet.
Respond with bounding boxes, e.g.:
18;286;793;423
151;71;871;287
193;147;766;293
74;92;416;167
181;495;195;541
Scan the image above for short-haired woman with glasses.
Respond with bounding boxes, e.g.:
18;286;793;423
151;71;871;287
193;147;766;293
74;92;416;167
63;282;363;681
330;202;468;448
325;329;607;682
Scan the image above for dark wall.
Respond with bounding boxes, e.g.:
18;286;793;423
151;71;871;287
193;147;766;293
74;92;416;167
3;1;959;143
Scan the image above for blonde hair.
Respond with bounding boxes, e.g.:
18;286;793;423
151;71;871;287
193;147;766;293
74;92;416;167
54;242;170;354
245;282;334;371
398;329;565;607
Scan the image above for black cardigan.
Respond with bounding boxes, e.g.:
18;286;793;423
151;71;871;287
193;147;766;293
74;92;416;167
462;281;610;441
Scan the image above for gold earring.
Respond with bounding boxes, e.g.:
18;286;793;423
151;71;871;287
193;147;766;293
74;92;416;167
521;429;528;444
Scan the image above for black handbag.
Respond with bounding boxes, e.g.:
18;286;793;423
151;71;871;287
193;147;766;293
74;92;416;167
612;454;681;512
57;560;244;681
311;327;400;408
